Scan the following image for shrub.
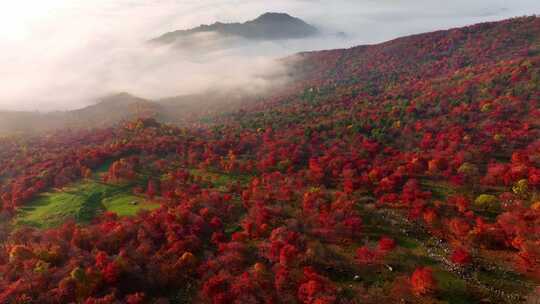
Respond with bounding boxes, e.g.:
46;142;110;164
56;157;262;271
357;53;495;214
474;194;498;210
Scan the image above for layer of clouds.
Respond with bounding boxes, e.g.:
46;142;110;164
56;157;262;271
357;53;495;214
0;0;539;111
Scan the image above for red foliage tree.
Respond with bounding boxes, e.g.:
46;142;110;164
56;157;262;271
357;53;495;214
410;267;437;296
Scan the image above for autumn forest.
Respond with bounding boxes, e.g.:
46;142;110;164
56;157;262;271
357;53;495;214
1;16;540;303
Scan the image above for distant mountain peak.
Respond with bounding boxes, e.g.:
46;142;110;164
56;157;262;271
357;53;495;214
249;12;314;27
151;12;318;44
253;12;297;22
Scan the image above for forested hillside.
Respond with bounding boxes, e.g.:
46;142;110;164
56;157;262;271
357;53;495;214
1;16;540;303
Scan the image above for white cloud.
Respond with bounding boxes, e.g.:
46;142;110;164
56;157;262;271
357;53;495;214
0;0;538;111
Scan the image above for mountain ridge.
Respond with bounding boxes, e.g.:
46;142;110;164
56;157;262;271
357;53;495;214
1;16;538;135
151;12;319;44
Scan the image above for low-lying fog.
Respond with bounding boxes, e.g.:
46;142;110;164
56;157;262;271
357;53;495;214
1;0;539;112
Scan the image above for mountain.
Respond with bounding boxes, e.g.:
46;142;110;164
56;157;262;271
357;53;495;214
0;93;162;134
67;93;162;126
1;16;540;304
0;91;251;134
151;12;319;44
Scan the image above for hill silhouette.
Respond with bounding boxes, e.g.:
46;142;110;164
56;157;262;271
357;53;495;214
151;12;319;44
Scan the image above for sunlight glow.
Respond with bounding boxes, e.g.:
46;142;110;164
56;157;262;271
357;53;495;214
0;0;69;39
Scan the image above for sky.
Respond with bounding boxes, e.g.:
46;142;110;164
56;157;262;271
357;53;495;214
0;0;539;111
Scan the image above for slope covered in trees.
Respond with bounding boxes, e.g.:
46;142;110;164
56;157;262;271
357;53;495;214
1;16;540;303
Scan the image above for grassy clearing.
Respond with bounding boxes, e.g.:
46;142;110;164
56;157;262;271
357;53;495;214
16;180;159;228
433;269;472;304
16;191;100;228
16;165;246;229
102;193;160;217
190;168;252;191
420;178;457;200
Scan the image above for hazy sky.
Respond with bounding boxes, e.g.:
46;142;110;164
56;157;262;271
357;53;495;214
0;0;539;111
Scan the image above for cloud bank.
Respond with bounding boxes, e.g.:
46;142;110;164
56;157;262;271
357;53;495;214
0;0;539;111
